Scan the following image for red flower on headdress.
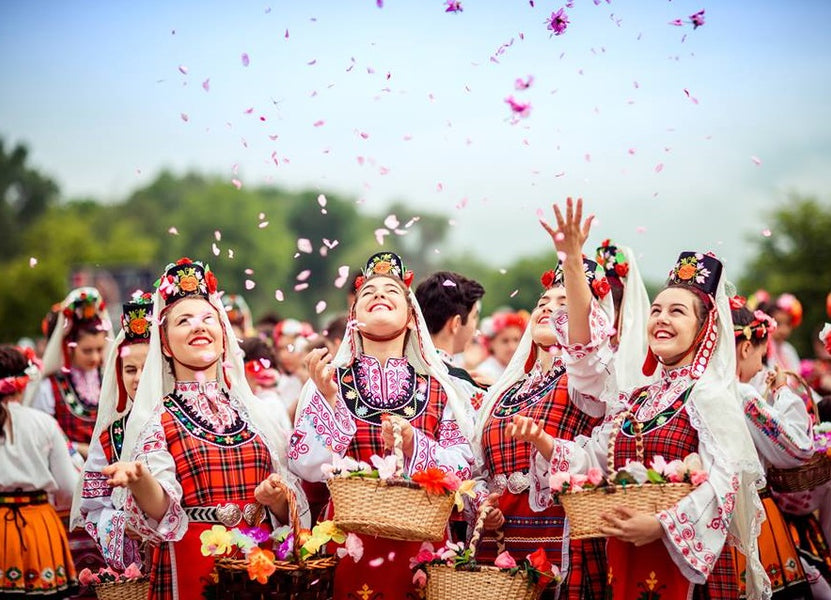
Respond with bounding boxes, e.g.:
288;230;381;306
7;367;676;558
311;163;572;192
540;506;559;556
614;262;629;278
403;270;414;288
540;270;556;289
205;270;218;294
353;275;365;291
729;296;746;310
176;257;193;266
591;277;611;299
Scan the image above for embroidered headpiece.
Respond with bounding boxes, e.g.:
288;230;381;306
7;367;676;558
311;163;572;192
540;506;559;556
667;251;723;298
774;293;803;328
62;287;106;322
121;291;154;343
595;239;630;280
354;251;414;290
157;257;218;306
540;257;610;300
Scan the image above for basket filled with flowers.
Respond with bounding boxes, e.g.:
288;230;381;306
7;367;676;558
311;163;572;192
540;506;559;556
326;419;472;542
766;370;831;493
557;410;708;539
411;505;561;600
79;563;148;600
202;477;339;600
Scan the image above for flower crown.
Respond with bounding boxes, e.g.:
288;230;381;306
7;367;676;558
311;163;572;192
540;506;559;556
121;291;154;343
353;251;414;290
667;251;722;298
775;293;803;328
596;239;630;279
731;301;777;342
157;257;218;305
540;257;610;300
62;287;106;322
819;323;831;355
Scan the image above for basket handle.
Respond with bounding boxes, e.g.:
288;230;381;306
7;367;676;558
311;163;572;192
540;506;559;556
765;370;820;423
606;410;644;484
388;416;405;477
258;477;303;562
467;503;506;561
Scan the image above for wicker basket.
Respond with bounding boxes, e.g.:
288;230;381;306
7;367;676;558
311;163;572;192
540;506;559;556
327;419;454;542
214;479;337;600
766;371;831;493
424;506;545;600
559;411;692;540
94;578;150;600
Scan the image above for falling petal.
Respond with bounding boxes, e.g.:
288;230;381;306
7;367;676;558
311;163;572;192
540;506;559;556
214;230;222;241
180;113;189;122
202;79;210;92
628;148;636;155
228;249;235;259
168;227;179;235
442;280;457;287
499;268;507;274
297;238;313;253
318;194;327;207
751;156;762;166
245;279;256;290
636;226;647;234
294;283;309;291
245;268;254;275
212;243;220;256
313;120;325;127
297;269;312;282
368;557;385;568
334;266;350;288
178;65;188;75
655;163;664;173
315;301;327;314
28;257;37;268
231;178;242;189
285;28;289;38
761;229;772;237
383;215;399;229
241;53;250;67
510;289;519;298
258;221;269;228
374;228;390;245
275;290;284;302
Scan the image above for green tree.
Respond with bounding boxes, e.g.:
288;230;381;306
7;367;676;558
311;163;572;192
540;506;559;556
739;195;831;357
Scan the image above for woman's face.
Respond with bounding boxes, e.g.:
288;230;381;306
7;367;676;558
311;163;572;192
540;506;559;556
71;330;107;370
121;343;149;400
530;287;567;348
647;287;702;366
354;276;413;339
489;326;523;367
162;298;223;374
276;334;306;375
736;340;766;383
771;310;792;342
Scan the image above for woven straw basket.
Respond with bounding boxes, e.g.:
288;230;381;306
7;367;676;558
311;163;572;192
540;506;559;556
424;506;544;600
559;410;692;540
94;579;150;600
327;420;454;542
214;478;337;600
767;372;831;493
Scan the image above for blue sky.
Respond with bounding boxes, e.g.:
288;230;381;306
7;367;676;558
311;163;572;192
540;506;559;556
2;1;830;285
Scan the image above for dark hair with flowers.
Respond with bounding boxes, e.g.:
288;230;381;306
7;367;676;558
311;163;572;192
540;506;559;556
731;299;776;347
355;251;414;290
596;239;630;280
157;257;218;306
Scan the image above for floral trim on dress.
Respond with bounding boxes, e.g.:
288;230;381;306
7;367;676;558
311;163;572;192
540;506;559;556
163;393;254;448
621;386;694;437
491;363;566;419
54;371;98;422
337;356;429;425
108;414;127;461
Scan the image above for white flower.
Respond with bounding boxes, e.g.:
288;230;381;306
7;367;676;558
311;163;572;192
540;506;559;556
370;454;398;480
624;460;649;484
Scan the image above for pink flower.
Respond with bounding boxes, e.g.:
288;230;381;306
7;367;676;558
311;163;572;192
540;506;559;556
370;454;398;480
504;96;532;118
689;9;705;29
78;569;94;586
412;569;428;588
442;471;462;492
665;460;686;483
668;18;684;26
549;471;570;493
494;551;517;569
690;471;709;486
409;542;437;569
336;533;364;562
444;0;463;13
650;456;669;476
569;473;589;492
586;467;604;487
545;8;569;36
123;563;143;580
514;75;534;91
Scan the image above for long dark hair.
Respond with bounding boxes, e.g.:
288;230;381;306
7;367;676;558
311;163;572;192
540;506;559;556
0;345;29;441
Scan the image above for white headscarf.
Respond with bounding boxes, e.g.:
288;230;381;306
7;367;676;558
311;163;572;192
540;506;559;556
294;271;479;464
119;262;307;522
24;286;112;406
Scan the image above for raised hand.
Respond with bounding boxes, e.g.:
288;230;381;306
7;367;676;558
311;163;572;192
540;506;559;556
539;196;594;261
506;415;555;461
305;347;338;408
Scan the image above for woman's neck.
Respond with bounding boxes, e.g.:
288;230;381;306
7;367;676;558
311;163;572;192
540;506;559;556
361;335;407;364
537;347;554;372
173;362;219;382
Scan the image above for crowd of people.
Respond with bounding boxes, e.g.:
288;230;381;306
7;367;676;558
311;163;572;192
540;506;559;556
1;197;830;600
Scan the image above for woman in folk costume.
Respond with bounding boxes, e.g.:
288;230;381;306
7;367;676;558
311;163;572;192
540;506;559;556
70;291;154;571
289;251;479;600
222;293;255;340
472;199;615;600
104;258;307;600
730;298;819;598
1;344;79;597
515;241;771;598
28;287;111;460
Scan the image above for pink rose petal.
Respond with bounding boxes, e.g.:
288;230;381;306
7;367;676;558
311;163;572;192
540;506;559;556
374;228;390;244
202;79;210;92
761;228;772;237
180;113;189;122
168;227;179;235
29;257;37;268
334;266;350;288
294;283;309;292
751;156;762;166
275;290;284;302
178;65;188;75
212;243;220;256
297;238;313;253
241;53;250;67
245;279;256;290
383;215;399;229
315;301;327;314
296;270;311;282
231;178;242;189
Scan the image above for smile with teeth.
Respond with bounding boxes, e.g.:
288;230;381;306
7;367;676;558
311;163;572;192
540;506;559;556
369;302;392;312
190;336;213;345
654;330;674;340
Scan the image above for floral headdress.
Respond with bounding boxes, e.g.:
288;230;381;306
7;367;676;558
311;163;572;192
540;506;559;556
667;251;722;298
595;239;630;280
222;294;253;334
774;293;803;328
730;296;777;342
157;257;217;306
0;347;40;396
539;257;610;300
819;323;831;355
121;292;154;344
353;251;414;290
62;287;106;323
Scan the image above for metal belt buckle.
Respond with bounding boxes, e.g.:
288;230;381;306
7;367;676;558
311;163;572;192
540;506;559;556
242;503;265;527
215;503;243;527
507;471;531;494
